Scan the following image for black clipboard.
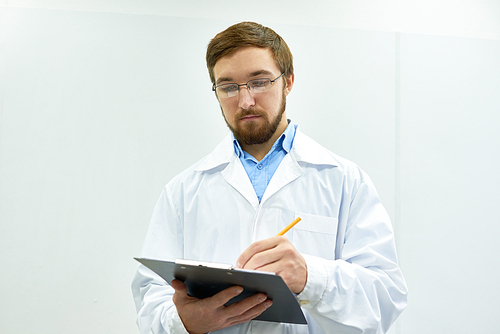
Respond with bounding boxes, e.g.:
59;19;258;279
135;257;307;325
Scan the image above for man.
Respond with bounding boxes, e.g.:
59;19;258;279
132;21;407;334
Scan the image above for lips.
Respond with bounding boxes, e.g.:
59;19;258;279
238;110;263;121
240;114;261;121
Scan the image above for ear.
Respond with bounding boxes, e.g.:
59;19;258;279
284;73;295;96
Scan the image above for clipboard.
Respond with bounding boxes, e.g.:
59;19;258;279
135;257;307;325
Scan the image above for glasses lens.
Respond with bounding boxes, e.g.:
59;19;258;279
248;79;271;93
217;84;238;98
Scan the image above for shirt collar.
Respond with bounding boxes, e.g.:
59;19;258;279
195;123;339;172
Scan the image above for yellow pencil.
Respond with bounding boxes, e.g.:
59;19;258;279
276;217;302;236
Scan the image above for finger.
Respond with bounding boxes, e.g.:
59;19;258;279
243;237;294;270
247;240;296;271
252;248;307;294
226;297;273;326
236;236;283;269
224;293;267;315
207;285;244;308
245;251;280;271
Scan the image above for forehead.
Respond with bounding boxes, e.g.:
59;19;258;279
213;47;280;83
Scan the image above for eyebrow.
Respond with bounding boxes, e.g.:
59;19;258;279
216;77;233;85
249;69;274;77
215;69;275;86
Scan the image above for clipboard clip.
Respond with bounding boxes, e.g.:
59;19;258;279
175;259;234;270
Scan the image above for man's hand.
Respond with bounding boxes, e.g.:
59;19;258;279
171;279;272;334
236;236;307;294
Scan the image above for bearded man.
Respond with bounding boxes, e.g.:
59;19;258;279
132;21;407;334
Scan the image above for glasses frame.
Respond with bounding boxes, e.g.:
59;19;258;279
212;73;285;98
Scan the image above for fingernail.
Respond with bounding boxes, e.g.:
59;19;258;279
265;300;273;308
235;262;242;269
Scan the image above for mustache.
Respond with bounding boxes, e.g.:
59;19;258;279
237;109;265;118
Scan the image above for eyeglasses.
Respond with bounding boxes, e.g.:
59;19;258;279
212;73;285;99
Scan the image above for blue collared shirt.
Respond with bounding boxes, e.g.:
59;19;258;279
232;121;297;203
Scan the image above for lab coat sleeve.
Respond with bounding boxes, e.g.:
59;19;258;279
131;187;189;334
296;172;408;333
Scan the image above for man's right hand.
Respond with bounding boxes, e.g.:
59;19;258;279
171;279;273;334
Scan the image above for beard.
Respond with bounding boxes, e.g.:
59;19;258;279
222;91;287;146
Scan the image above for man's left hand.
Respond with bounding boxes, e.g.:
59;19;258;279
236;236;307;294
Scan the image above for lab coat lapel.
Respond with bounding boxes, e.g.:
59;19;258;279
260;153;303;204
221;156;260;209
195;134;259;209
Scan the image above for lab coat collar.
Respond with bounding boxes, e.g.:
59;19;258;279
195;133;236;172
290;130;339;167
195;127;339;208
194;127;339;172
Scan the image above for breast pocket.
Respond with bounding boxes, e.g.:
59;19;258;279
291;212;337;260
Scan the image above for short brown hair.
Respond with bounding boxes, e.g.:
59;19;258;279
206;22;294;85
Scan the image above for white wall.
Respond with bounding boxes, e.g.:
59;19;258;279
1;1;499;333
398;34;500;333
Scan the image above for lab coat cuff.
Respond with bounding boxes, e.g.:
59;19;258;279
296;254;328;309
166;305;190;334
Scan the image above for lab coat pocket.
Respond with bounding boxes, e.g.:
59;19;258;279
292;212;337;260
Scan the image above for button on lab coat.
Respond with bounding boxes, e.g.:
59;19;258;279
132;128;408;334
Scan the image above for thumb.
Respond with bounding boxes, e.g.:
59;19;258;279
171;279;187;292
171;279;194;306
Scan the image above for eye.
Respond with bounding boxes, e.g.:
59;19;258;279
219;84;238;93
249;80;269;88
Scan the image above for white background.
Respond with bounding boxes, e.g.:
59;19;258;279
1;1;499;333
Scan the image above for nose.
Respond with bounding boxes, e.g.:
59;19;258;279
237;86;256;110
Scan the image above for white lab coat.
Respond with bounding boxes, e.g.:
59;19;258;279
132;128;408;334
